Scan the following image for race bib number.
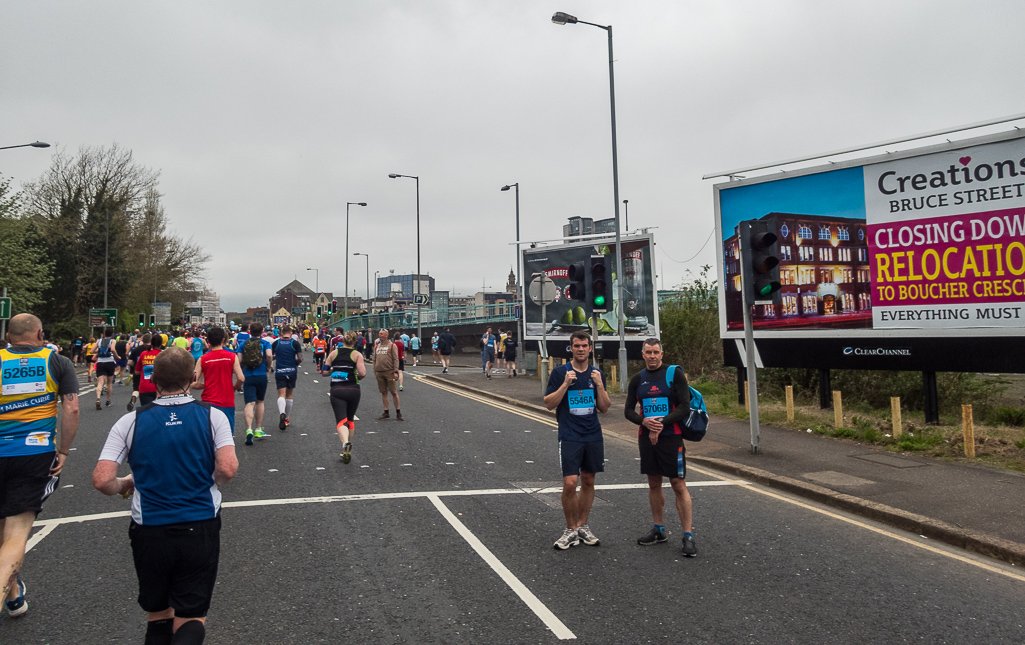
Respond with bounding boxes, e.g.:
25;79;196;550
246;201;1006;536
142;364;154;380
277;367;296;374
568;389;596;416
642;397;670;418
25;432;49;447
2;358;47;396
330;368;352;382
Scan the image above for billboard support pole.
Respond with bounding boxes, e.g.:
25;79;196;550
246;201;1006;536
819;370;831;410
539;272;550;397
739;222;761;454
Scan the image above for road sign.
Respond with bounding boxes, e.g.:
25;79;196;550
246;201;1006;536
152;303;172;326
0;297;10;320
88;308;117;327
413;294;430;306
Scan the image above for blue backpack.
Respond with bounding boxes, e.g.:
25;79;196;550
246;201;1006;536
666;365;708;442
97;338;113;358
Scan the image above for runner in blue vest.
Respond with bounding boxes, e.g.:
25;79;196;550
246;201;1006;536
624;337;696;557
189;333;208;362
544;330;610;550
94;346;237;644
272;326;303;431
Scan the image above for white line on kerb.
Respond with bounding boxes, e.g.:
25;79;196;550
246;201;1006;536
428;494;576;640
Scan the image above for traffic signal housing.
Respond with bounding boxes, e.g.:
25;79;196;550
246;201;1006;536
316;305;323;318
149;314;156;327
138;313;145;326
566;261;587;302
740;219;782;305
589;254;609;313
331;300;337;314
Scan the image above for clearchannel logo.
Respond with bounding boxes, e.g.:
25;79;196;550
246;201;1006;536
843;346;912;357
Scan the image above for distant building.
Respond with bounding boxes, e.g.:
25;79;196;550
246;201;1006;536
243;307;270;325
377;273;435;298
563;216;616;239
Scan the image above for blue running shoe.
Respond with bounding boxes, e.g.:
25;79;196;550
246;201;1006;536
5;579;27;617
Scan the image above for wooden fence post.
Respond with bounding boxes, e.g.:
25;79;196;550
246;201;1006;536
785;385;794;422
833;390;843;428
609;363;617;386
743;380;749;413
962;405;975;458
891;397;902;437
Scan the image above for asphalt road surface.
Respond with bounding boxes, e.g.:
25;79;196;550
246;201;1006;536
5;365;1025;643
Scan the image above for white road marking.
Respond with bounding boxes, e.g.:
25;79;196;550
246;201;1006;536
313;379;319;383
402;463;413;467
301;433;308;436
464;431;471;433
366;431;377;434
268;469;279;472
429;494;576;640
485;461;495;464
70;448;77;451
63;485;73;488
402;431;409;434
25;523;59;554
525;461;534;464
316;467;325;470
304;372;309;375
361;465;369;468
434;431;441;433
494;430;501;433
446;462;455;465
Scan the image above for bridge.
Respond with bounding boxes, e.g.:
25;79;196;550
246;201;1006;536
322;303;519;334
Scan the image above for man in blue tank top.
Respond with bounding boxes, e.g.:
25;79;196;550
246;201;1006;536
272;326;303;431
624;337;696;557
544;331;610;550
94;346;237;644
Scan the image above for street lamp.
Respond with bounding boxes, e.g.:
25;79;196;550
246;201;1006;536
354;253;370;302
552;10;628;392
0;141;50;150
501;183;524;346
306;268;319;293
623;199;629;232
388;173;422;339
345;202;367;319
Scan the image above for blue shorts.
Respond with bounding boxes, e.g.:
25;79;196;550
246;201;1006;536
559;439;605;477
213;405;235;435
274;370;298;390
243;374;268;403
115;358;128;368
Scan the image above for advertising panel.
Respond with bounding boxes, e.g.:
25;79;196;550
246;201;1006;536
714;130;1025;372
521;234;658;341
151;302;172;327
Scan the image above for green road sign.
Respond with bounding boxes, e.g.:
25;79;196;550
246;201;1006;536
88;308;118;327
0;297;11;320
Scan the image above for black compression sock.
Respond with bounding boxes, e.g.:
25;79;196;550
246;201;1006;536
145;618;174;645
171;620;206;644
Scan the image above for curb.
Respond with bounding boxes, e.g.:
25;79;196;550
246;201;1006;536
426;374;1025;569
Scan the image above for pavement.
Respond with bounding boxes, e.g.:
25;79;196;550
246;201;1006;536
428;363;1025;567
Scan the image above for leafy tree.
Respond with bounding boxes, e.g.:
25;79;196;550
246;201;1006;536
658;265;723;378
0;175;54;314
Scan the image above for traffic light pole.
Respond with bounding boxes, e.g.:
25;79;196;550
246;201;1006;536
739;221;761;454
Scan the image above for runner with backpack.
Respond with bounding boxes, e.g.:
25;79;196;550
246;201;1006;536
624;337;707;558
240;323;273;446
93;328;120;410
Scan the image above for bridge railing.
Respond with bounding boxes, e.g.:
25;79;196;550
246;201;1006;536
323;303;518;333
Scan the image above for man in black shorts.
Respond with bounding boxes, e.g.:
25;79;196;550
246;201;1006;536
94;347;238;644
544;331;610;550
0;314;80;621
437;328;456;374
624;337;696;557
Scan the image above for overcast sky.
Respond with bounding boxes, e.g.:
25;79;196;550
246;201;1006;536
3;1;1024;312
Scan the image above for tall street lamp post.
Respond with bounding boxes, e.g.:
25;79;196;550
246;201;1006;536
500;183;524;347
306;268;319;293
0;141;50;151
623;199;629;232
345;202;367;319
354;253;370;302
388;173;422;340
552;10;628;392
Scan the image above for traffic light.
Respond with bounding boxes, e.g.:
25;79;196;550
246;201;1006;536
138;313;145;326
589;254;609;313
316;305;323;318
740;219;782;305
331;300;338;314
149;314;156;327
566;261;587;302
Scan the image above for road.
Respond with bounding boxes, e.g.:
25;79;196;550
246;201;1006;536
5;364;1025;643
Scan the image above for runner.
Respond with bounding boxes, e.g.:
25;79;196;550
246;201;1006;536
172;332;189;351
114;334;129;385
329;327;345;353
135;334;164;408
431;332;440;364
392;331;405;391
321;331;366;463
193;326;245;435
504;332;519;378
84;336;97;383
240;323;273;446
544;331;611;550
189;331;208;363
72;336;84;365
409;333;421;367
496;329;508;374
126;333;152;411
438;328;456;374
481;327;497;379
271;326;303;431
312;333;328;370
0;314;79;621
302;325;311;348
93;328;120;410
373;329;402;421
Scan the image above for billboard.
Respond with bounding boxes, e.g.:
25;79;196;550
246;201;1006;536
152;302;172;327
715;130;1025;372
521;234;658;342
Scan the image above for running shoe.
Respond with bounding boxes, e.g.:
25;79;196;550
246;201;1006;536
399;385;404;391
127;395;136;412
254;429;268;439
279;413;287;431
5;578;27;617
442;367;448;373
681;534;697;557
245;431;254;446
95;401;101;410
637;526;668;546
341;442;352;464
396;412;404;421
553;528;580;550
105;400;111;408
285;418;291;427
576;525;600;546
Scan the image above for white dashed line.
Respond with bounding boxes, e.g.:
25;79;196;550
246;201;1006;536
485;461;495;465
63;485;74;488
316;467;325;471
313;380;319;383
525;461;534;464
434;431;441;434
445;462;455;465
494;430;501;433
402;431;409;434
366;431;377;434
402;463;412;467
268;469;279;472
464;431;471;433
360;465;369;468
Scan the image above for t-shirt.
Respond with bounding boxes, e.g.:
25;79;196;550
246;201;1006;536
546;363;606;442
190;337;206;359
438;332;455;353
504;338;518;356
115;339;128;359
234;332;251;353
173;336;189;350
410;336;421;351
241;338;273;378
129;344;147;369
136;349;162;394
0;345;78;457
431;335;439;349
400;334;410;349
393;341;405;360
312;338;327;354
482;334;496;351
199;349;238;407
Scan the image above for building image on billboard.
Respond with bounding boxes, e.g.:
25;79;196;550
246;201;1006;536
723;212;873;330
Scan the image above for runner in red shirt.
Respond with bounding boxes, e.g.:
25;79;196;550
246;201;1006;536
193;326;245;435
392;331;406;392
136;336;164;407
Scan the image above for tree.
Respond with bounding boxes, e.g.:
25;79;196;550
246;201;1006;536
658;265;723;378
0;175;54;313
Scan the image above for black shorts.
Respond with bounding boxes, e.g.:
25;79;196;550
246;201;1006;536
440;349;452;356
410;348;421;356
639;432;686;480
559;440;604;477
130;516;221;618
329;387;361;424
0;453;59;518
95;361;116;377
275;371;298;390
504;352;516;362
398;359;405;371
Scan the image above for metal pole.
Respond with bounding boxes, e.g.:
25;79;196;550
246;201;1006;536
739;222;760;453
103;210;110;309
416;176;422;340
345;203;350;320
606;25;628;393
515;183;524;352
623;199;629;232
539;272;550;397
1;287;7;341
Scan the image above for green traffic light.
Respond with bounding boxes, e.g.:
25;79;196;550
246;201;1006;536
593;295;606;307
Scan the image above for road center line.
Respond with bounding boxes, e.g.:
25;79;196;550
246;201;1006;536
427;494;576;640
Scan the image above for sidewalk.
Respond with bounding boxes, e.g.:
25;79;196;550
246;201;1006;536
428;368;1025;567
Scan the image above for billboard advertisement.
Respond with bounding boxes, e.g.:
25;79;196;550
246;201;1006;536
714;130;1025;372
521;234;658;342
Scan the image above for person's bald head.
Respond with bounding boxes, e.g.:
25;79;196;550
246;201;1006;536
7;314;43;346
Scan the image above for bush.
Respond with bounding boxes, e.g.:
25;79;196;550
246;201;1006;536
659;266;724;380
996;407;1025;427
